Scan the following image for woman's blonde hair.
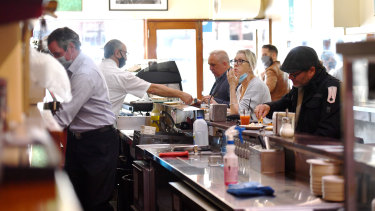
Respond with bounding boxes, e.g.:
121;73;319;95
237;49;257;72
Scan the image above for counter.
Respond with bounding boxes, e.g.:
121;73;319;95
136;144;343;210
207;121;343;161
0;171;82;211
0;106;81;211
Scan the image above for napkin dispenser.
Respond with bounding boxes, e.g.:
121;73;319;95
272;112;295;135
209;104;227;122
249;145;285;173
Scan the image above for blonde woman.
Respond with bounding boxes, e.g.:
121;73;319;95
227;49;271;120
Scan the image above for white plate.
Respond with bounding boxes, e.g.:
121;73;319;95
240;124;264;130
163;101;180;105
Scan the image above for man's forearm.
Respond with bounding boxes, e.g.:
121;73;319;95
147;83;183;98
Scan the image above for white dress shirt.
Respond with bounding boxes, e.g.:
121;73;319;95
54;52;116;132
99;59;151;116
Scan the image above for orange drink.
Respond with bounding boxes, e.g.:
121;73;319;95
240;115;250;125
240;109;250;125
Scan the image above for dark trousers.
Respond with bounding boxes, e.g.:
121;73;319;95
65;126;119;211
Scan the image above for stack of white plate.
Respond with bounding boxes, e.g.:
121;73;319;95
306;159;341;196
322;175;344;202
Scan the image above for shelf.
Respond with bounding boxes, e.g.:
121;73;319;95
353;105;375;113
267;134;343;161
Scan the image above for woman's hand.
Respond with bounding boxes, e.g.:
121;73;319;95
227;68;238;88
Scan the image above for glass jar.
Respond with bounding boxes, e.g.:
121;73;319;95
280;117;294;138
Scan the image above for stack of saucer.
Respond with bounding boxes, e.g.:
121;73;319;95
322;175;344;202
306;159;341;196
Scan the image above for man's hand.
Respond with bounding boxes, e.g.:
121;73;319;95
255;104;270;119
201;95;217;104
180;92;193;105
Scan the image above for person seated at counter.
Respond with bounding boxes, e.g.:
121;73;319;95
99;39;193;116
200;50;231;106
227;49;271;120
255;46;341;138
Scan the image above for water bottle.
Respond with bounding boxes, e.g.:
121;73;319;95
193;116;208;146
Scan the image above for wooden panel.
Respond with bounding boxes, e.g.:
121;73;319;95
0;22;23;123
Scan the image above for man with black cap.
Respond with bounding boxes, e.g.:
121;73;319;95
255;46;341;138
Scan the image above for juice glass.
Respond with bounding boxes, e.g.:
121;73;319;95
240;109;250;125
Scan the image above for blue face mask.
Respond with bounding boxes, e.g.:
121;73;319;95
238;73;248;83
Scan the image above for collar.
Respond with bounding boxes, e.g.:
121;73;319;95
102;58;119;69
301;69;330;97
216;67;230;81
67;52;83;73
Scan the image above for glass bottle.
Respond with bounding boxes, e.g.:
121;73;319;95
280;116;294;138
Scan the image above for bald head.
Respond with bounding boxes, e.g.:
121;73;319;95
208;50;230;78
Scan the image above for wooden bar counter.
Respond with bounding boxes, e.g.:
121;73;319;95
0;171;81;211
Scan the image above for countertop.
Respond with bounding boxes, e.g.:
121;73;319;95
136;144;343;211
207;121;343;161
0;105;81;211
0;171;82;211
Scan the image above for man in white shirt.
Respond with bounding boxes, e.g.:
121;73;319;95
99;39;193;116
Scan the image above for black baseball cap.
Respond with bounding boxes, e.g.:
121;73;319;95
280;46;320;73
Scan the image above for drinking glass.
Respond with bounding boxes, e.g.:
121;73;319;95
240;109;250;125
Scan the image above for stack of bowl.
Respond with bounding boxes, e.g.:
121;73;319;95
306;159;341;196
322;175;344;202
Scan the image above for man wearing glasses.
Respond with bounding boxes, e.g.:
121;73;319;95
99;39;193;116
255;46;341;138
48;27;118;210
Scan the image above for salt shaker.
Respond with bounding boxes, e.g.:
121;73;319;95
280;116;294;138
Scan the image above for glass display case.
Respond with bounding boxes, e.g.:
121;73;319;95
337;41;375;211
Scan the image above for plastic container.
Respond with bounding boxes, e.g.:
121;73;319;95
193;116;209;146
224;141;238;185
150;103;161;132
224;126;239;185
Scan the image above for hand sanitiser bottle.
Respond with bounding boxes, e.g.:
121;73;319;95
193;116;209;146
224;126;239;185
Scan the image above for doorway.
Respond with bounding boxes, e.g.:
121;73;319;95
145;20;203;98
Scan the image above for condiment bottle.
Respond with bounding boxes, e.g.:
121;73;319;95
150;103;161;132
224;126;239;185
280;116;294;138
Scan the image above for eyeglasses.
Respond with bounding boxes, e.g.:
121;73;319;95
230;59;249;65
120;50;129;57
289;71;303;79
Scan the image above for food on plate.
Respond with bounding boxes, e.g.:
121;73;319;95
265;125;273;131
258;117;263;124
249;122;262;127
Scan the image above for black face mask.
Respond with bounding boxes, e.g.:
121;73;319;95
261;55;273;68
118;55;126;68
